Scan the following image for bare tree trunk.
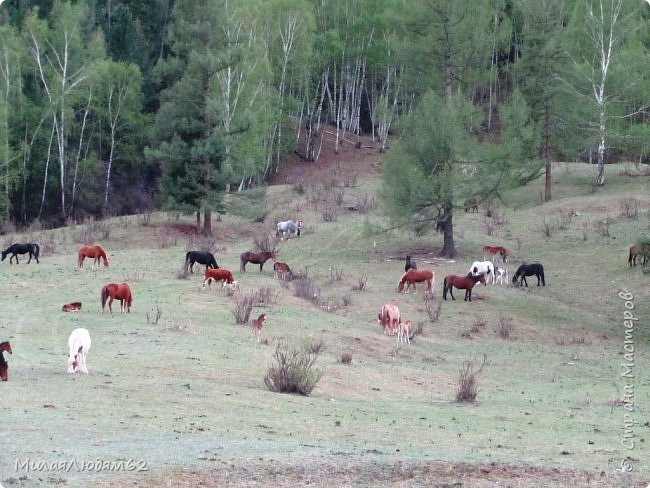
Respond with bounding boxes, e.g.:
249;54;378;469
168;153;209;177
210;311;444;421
440;205;456;258
543;105;552;201
38;122;56;220
203;208;212;235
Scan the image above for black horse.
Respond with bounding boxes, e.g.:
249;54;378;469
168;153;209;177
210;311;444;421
405;255;417;272
185;251;219;273
1;243;40;264
513;263;545;287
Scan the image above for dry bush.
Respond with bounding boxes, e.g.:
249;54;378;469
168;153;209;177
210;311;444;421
471;317;487;334
341;293;352;306
355;193;377;213
185;235;220;252
424;294;441;323
497;316;514;339
540;218;555;238
619;198;640;219
37;233;56;256
138;211;154;226
264;341;324;396
176;265;190;280
146;305;163;325
455;354;487;403
292;179;306;194
254;286;280;306
254;233;276;252
597;220;611;238
321;207;338;222
307;339;325;355
157;234;177;249
338;351;353;364
343;172;358;188
293;272;319;303
328;266;344;282
232;292;255;324
333;188;345;206
352;274;368;291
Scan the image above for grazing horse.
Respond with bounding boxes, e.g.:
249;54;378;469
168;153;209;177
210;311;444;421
405;255;417;272
251;314;266;342
2;243;40;264
0;341;12;381
78;245;109;269
468;261;494;284
513;263;545;287
240;250;277;273
62;302;82;312
377;304;401;335
464;197;479;213
201;268;237;290
101;283;133;314
442;273;486;302
397;269;434;294
276;220;303;240
273;261;292;279
628;244;648;267
185;251;219;273
67;328;91;374
483;245;508;263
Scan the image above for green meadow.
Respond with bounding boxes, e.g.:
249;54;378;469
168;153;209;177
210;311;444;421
0;162;648;487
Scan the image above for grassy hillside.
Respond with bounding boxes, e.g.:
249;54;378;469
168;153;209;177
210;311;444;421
0;161;648;487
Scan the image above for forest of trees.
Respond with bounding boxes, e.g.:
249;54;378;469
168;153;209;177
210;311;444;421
0;0;648;249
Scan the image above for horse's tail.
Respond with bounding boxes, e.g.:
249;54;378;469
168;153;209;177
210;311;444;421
628;247;634;266
240;253;246;273
78;248;84;267
442;277;448;299
32;243;40;258
101;285;109;310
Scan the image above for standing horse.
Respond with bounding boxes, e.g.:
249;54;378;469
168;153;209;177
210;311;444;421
185;251;219;273
67;328;91;374
240;250;277;273
483;245;508;263
276;220;303;240
405;255;417;272
101;283;133;313
397;269;435;294
1;243;40;264
0;341;12;381
442;273;486;301
78;245;109;269
628;244;648;267
513;263;545;287
468;261;494;284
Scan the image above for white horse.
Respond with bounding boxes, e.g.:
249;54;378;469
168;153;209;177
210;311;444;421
67;328;91;374
494;265;508;285
468;261;495;284
276;220;302;240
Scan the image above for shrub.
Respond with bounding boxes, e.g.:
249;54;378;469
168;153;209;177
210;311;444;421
339;351;353;364
232;292;255;324
620;198;639;219
352;274;368;291
264;341;324;396
254;233;276;252
146;305;163;325
455;354;487;403
497;316;514;340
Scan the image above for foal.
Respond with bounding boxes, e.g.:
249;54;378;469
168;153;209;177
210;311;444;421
251;314;266;342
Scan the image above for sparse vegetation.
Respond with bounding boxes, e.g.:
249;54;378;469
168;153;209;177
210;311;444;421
264;341;324;396
455;354;487;403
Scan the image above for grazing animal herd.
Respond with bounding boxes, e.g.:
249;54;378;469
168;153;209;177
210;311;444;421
0;229;645;379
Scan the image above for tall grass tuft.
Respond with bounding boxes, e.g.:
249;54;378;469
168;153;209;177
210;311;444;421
455;354;487;403
264;341;324;396
232;292;255;324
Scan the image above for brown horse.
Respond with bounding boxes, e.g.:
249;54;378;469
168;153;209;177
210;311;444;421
442;273;486;302
101;283;133;314
0;341;12;381
629;244;648;267
397;269;435;293
483;245;508;263
78;245;109;269
240;250;277;273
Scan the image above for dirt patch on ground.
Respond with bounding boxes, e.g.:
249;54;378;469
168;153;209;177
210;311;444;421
269;132;383;186
129;460;639;487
